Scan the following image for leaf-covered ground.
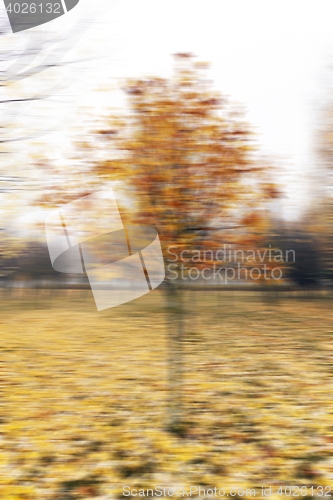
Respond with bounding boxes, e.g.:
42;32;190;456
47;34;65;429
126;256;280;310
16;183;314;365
0;289;333;499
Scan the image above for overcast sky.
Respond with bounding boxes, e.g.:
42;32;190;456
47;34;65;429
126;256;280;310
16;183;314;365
1;0;333;225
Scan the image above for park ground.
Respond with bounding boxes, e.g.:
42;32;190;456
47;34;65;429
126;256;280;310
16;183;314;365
0;289;333;499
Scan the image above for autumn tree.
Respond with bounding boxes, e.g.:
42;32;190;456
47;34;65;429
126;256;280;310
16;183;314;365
94;55;274;263
77;54;276;429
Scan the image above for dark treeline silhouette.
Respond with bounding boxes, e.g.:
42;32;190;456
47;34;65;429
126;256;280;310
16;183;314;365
272;221;331;290
285;232;322;288
1;233;332;291
0;241;78;285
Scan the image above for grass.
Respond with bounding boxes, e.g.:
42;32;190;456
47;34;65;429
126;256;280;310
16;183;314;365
0;288;332;499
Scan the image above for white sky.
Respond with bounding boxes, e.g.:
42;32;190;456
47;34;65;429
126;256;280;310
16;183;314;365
1;0;333;226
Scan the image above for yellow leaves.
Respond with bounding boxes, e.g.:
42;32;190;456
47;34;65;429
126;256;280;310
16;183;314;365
1;291;333;495
4;421;24;434
0;485;36;500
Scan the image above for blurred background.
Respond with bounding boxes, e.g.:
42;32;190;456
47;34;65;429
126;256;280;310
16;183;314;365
0;1;333;499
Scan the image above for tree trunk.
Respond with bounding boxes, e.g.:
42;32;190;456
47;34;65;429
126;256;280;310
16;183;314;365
164;280;185;432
